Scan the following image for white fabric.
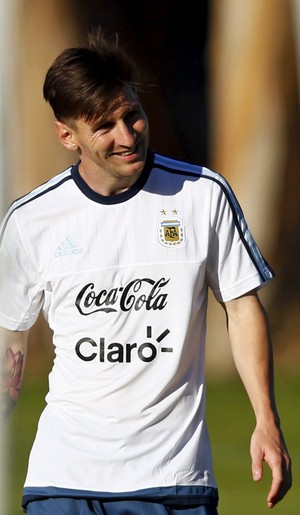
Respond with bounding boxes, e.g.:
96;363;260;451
0;152;273;494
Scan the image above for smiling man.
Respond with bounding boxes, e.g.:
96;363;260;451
0;27;291;515
54;89;149;195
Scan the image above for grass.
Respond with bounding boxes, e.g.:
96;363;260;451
3;369;299;515
206;370;299;515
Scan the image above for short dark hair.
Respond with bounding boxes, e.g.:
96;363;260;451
43;27;142;123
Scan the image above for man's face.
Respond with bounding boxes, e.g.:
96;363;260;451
68;86;149;192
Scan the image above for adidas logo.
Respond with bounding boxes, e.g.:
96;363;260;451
54;235;83;257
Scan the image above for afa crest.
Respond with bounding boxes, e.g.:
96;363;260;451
158;218;186;247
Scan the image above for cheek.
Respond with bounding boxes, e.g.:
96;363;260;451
92;134;113;151
135;118;149;135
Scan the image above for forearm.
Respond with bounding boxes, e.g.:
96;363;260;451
223;291;292;507
224;292;279;425
0;328;28;430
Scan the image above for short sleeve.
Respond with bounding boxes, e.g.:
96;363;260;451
0;209;44;330
206;177;274;302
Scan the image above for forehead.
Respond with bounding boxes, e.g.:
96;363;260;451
89;86;140;127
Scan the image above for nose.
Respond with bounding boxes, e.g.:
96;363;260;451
115;120;136;148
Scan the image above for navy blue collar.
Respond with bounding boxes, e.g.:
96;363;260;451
71;150;154;205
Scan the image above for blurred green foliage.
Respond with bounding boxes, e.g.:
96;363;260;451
4;369;299;515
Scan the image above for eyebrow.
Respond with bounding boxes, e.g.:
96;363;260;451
91;101;142;129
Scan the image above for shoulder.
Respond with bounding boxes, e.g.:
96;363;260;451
0;166;74;240
4;166;74;217
152;151;233;192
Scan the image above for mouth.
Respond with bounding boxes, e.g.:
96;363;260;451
112;142;140;158
117;149;136;157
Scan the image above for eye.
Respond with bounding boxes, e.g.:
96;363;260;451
93;121;114;133
125;108;143;123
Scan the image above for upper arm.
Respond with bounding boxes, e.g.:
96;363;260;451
221;289;266;324
221;290;273;359
0;327;30;427
0;326;30;357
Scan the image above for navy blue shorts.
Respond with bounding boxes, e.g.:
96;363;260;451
25;498;218;515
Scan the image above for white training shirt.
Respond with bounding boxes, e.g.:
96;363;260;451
0;151;274;508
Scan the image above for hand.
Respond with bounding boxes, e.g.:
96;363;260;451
250;424;292;508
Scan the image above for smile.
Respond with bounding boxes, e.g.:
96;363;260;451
113;142;139;157
117;150;135;156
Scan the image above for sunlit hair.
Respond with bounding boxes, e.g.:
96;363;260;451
43;27;143;124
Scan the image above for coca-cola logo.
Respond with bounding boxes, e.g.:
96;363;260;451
75;277;170;315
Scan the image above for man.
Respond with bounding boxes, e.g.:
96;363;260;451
0;28;292;515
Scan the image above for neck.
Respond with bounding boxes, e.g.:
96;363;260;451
78;162;143;196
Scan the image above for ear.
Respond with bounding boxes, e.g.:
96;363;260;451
54;121;79;152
